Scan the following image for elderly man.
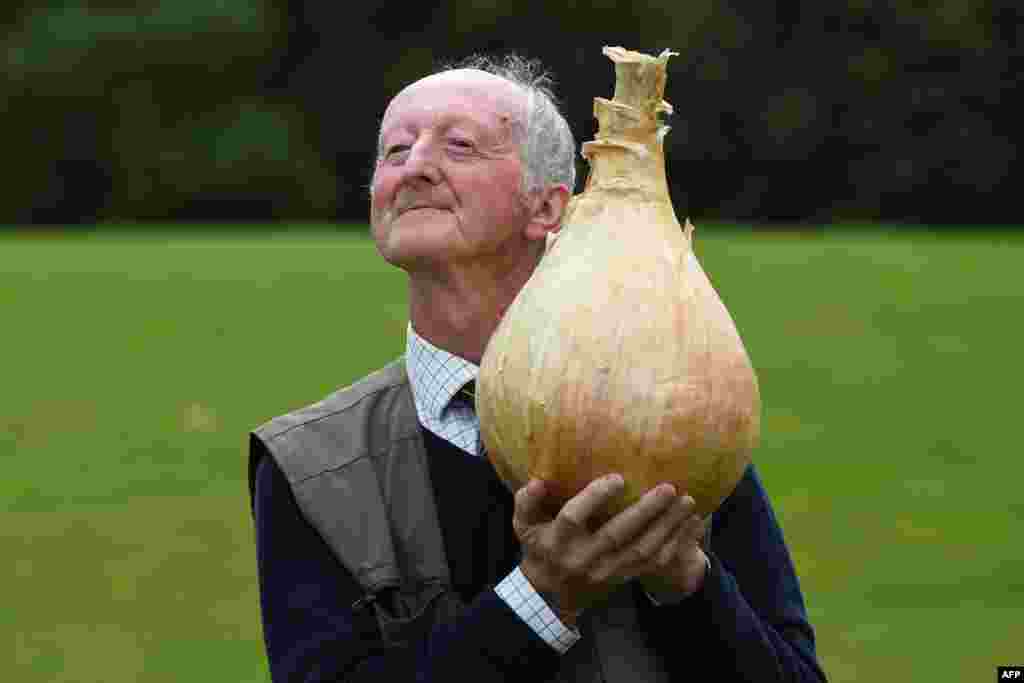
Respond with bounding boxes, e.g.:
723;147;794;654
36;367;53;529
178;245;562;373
249;55;827;682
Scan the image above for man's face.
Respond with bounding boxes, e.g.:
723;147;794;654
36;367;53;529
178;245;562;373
371;70;533;271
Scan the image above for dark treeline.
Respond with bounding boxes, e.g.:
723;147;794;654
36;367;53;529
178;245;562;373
3;1;1020;227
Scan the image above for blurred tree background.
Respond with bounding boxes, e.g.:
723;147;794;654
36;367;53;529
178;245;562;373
2;0;1020;227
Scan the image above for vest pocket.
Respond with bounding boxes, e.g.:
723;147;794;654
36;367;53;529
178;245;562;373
367;581;464;646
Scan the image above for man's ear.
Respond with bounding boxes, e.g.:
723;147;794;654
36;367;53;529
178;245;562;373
525;184;572;240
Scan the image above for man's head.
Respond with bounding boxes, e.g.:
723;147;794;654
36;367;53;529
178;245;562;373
370;55;575;275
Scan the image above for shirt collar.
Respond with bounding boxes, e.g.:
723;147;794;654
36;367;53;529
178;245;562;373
405;322;479;423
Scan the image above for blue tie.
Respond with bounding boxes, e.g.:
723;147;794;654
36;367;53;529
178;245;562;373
455;380;475;407
453;380;487;458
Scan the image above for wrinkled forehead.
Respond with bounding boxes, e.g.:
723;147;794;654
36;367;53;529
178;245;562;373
381;69;528;137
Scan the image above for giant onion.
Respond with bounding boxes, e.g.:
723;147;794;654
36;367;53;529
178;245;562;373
477;47;761;527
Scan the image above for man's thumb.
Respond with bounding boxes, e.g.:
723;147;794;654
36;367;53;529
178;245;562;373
513;479;548;529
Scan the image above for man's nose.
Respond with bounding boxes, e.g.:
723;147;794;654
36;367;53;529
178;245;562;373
402;139;442;184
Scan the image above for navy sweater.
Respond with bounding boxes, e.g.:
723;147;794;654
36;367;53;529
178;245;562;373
252;425;827;682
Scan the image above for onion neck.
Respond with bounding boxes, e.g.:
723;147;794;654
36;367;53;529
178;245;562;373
579;47;677;203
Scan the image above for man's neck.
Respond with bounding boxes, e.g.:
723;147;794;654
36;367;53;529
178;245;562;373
408;287;507;367
407;256;537;366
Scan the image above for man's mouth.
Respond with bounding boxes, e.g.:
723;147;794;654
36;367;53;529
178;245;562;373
398;204;447;216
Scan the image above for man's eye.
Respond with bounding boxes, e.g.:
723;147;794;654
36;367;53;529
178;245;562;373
385;144;410;158
449;139;474;150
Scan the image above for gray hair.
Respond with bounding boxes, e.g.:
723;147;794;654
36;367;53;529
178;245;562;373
439;54;577;196
372;55;576;198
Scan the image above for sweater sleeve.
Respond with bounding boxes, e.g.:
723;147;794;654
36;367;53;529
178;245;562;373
641;464;828;682
253;453;566;683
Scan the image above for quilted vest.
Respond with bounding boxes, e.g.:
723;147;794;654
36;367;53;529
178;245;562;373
249;357;684;682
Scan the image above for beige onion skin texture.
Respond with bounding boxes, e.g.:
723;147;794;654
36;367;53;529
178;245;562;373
476;47;761;526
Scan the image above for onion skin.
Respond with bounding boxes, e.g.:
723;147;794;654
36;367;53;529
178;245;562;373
477;47;760;526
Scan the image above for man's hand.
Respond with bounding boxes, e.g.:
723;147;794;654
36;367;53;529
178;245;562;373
512;473;696;626
637;511;710;602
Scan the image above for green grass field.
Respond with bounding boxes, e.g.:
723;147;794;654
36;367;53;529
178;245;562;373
3;225;1022;681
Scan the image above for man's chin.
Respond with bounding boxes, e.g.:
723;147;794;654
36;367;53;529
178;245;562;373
375;228;462;270
380;249;452;273
396;210;458;235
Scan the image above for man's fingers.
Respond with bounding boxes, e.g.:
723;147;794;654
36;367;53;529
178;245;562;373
512;479;551;536
556;473;625;536
644;497;695;559
681;512;707;541
591;484;685;557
